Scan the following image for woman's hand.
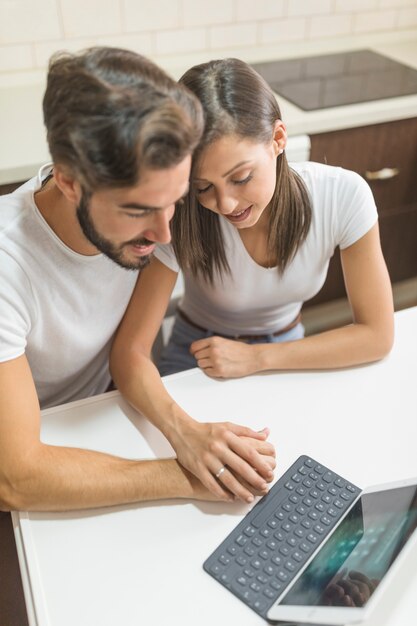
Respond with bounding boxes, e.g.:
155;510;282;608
190;336;262;378
168;420;276;503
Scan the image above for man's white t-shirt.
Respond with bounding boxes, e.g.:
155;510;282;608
0;166;138;408
155;162;378;336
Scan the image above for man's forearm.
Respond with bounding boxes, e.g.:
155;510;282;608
1;444;199;512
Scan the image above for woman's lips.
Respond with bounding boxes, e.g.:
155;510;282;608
225;206;252;223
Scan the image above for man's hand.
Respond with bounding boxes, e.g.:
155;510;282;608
190;336;262;378
168;420;276;503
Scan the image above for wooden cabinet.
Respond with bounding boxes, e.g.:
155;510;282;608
307;117;417;305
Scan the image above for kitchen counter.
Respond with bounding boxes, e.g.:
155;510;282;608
1;33;417;185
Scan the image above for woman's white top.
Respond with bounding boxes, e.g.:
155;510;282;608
155;162;378;336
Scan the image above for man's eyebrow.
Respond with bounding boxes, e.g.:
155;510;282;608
194;160;251;182
118;203;159;211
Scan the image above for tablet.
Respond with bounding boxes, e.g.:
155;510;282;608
267;477;417;624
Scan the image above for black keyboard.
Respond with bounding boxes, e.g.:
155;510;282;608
203;455;360;619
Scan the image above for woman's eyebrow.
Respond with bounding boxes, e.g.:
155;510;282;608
194;160;251;182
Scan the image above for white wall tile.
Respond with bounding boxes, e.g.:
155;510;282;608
334;0;378;11
155;27;206;55
354;10;398;33
33;38;98;68
287;0;333;17
123;0;180;32
235;0;285;22
59;0;122;38
95;33;154;57
209;23;257;49
309;14;353;39
0;44;33;72
398;7;417;27
379;0;417;7
259;18;306;44
0;0;61;44
182;0;234;27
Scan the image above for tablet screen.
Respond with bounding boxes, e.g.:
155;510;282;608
281;484;417;608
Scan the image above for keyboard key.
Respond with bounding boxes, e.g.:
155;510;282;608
321;515;331;526
307;533;318;544
291;473;302;483
260;528;271;538
322;494;332;504
267;539;278;550
210;564;224;576
303;478;313;488
244;568;255;578
252;537;263;547
275;511;285;520
316;481;326;491
268;518;278;529
298;466;308;475
282;522;292;533
309;472;318;481
310;489;319;499
236;534;247;546
271;554;282;565
244;525;256;537
304;458;314;467
250;581;261;592
263;587;275;599
285;481;294;491
236;555;247;566
289;494;299;504
294;528;304;538
259;549;269;560
244;545;256;556
296;505;307;515
219;554;231;565
334;499;344;509
289;514;299;524
237;576;247;586
270;579;282;591
340;491;351;501
227;545;238;556
279;545;290;556
323;471;333;483
283;503;292;512
314;524;325;535
328;486;338;496
308;511;319;520
346;484;357;493
285;560;296;572
314;464;324;474
315;502;325;512
334;477;345;488
264;565;275;576
327;507;338;517
292;551;303;562
257;574;269;585
277;570;289;582
287;537;297;547
274;531;285;542
301;519;312;529
251;558;262;569
299;542;311;553
253;598;267;612
296;486;307;496
303;497;313;507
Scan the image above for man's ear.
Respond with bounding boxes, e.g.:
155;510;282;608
53;165;82;206
272;120;287;156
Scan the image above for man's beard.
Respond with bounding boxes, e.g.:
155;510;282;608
76;194;152;271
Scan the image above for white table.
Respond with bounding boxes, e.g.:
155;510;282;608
12;307;417;626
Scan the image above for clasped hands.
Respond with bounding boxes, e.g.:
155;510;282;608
169;419;276;503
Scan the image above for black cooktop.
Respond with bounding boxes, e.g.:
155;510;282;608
251;49;417;111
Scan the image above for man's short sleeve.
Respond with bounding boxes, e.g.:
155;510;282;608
0;252;33;362
154;242;180;273
336;169;378;250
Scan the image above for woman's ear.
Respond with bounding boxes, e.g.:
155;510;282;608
53;165;82;206
272;120;287;156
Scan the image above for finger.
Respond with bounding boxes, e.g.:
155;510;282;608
190;338;212;354
240;437;276;456
221;448;271;491
216;466;257;503
226;423;271;441
199;467;235;502
227;434;275;478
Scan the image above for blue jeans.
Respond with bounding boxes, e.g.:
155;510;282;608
158;313;305;376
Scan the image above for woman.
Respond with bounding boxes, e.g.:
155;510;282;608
110;58;393;503
154;58;394;377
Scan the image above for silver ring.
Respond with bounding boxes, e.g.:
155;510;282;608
215;466;226;479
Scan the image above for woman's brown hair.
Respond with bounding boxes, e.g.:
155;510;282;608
171;58;312;283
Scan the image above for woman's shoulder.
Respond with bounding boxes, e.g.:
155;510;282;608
289;160;367;191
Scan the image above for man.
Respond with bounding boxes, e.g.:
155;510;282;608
0;47;274;512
